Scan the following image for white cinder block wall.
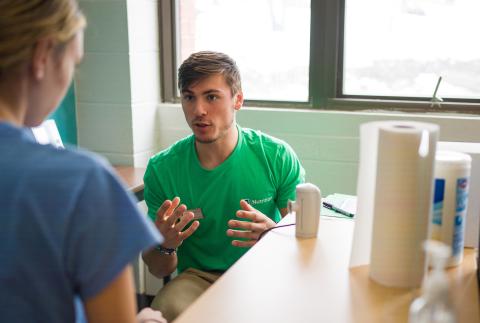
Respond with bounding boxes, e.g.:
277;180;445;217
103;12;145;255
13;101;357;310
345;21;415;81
126;0;162;166
75;0;164;295
75;0;161;166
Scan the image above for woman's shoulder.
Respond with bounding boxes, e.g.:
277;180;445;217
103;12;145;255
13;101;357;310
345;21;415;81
21;143;117;192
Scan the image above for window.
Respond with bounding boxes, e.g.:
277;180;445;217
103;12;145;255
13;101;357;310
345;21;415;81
160;0;480;112
177;0;310;102
342;0;480;101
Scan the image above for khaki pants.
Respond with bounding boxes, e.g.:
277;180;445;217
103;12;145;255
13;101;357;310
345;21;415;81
150;268;223;322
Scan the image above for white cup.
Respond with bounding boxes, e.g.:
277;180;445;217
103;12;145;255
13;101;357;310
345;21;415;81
288;183;321;238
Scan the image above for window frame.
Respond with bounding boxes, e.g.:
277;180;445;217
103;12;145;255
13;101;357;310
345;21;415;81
159;0;480;114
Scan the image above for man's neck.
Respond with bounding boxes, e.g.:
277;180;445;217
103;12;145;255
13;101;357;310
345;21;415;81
195;124;238;170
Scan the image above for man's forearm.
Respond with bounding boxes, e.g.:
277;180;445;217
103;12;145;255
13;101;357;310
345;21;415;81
141;248;177;278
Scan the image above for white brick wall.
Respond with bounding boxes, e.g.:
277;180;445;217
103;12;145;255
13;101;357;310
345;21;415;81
75;0;161;167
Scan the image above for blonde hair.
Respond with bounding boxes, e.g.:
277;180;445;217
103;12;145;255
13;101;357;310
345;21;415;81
0;0;86;76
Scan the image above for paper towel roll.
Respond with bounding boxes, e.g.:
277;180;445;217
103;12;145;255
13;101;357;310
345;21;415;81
350;121;439;288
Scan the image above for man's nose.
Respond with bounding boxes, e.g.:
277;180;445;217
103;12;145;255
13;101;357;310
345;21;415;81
192;99;207;116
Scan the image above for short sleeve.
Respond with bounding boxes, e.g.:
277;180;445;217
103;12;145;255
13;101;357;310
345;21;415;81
143;161;167;222
275;143;305;209
65;164;162;300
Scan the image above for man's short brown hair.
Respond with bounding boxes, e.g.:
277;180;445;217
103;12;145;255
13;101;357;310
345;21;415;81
178;51;242;97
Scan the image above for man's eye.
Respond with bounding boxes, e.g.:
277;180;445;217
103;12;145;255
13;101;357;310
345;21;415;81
207;94;218;101
183;95;193;101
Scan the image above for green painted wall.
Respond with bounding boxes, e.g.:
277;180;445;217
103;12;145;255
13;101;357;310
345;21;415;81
49;84;77;145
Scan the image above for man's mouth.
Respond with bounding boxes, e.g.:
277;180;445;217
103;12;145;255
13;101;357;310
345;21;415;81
193;121;210;128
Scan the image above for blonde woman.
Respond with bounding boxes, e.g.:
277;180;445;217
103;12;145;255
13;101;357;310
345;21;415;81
0;1;166;322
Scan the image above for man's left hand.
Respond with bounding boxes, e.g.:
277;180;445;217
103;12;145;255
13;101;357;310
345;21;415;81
226;199;276;247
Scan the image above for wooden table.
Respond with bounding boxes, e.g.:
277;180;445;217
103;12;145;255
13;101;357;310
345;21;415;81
114;166;146;201
174;215;479;323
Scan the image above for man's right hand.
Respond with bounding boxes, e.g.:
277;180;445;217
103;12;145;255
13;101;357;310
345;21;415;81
155;197;200;249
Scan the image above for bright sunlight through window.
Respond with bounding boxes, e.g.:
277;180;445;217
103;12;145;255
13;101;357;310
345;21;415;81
178;0;311;102
343;0;480;100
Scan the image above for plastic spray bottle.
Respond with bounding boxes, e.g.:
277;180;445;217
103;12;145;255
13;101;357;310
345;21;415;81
409;240;456;323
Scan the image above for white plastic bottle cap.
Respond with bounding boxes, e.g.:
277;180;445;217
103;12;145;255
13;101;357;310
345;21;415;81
295;183;321;195
435;150;472;170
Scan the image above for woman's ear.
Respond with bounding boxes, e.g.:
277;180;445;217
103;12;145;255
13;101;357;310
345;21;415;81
30;38;54;80
234;91;244;110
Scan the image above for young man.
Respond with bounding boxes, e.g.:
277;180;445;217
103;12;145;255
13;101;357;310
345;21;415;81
142;51;305;321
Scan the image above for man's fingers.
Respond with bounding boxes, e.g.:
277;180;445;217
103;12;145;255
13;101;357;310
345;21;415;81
228;219;263;231
235;210;259;222
155;197;181;222
240;199;255;211
230;202;275;249
231;239;256;248
226;229;258;240
165;197;181;218
174;211;195;232
166;204;187;227
180;220;200;240
155;200;172;223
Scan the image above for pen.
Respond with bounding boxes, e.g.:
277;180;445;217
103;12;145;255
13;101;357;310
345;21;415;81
322;201;354;218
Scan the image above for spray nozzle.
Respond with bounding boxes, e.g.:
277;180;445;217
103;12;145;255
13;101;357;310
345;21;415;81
409;240;456;322
423;240;451;271
420;240;452;302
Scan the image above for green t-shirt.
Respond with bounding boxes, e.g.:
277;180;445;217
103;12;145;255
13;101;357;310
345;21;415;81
144;126;305;273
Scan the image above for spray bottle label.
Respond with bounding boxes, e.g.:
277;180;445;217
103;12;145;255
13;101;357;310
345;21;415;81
431;179;445;240
452;178;468;257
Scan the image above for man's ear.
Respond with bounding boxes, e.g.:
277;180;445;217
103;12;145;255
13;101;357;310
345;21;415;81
234;91;244;110
31;38;54;80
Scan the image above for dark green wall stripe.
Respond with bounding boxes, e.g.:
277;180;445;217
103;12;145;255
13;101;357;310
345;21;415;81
49;84;77;145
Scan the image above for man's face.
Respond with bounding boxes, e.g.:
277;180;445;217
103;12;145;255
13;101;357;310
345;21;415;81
181;73;243;144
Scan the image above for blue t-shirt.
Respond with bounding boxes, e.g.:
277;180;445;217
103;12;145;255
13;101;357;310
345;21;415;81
0;122;162;323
